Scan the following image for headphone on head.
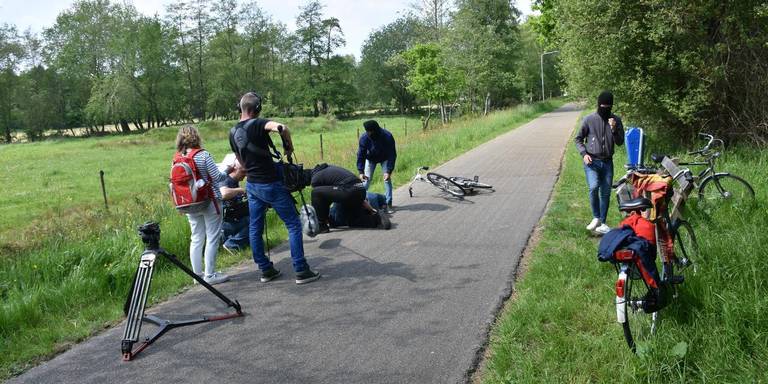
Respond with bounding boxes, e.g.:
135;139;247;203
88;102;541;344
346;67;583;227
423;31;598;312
237;91;262;116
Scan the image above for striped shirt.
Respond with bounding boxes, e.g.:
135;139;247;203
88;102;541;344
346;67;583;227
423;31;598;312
190;149;228;201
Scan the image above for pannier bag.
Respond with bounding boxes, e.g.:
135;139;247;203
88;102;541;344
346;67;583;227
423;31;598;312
169;148;214;214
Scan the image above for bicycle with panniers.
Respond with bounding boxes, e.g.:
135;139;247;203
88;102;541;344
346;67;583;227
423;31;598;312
606;157;698;353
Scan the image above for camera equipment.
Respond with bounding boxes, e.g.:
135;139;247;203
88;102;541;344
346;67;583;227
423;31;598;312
121;221;242;361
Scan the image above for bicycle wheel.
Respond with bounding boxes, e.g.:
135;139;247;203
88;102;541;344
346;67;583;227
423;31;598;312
620;264;658;353
672;219;698;272
698;173;755;209
426;172;466;197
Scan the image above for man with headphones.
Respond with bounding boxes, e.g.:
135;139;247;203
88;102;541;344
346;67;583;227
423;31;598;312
229;92;320;285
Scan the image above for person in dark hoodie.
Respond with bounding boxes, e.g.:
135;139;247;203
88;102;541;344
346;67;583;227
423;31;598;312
574;91;624;235
310;163;390;232
357;120;397;213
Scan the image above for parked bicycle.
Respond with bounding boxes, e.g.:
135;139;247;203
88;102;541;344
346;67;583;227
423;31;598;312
660;133;755;209
408;166;493;198
610;161;698;352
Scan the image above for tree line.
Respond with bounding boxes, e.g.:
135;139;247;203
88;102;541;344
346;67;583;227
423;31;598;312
533;0;768;144
0;0;559;142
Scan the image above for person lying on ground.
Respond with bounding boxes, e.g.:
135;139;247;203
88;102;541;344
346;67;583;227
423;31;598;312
329;192;391;230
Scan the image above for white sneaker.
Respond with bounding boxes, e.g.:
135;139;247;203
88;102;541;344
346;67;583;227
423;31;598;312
586;218;601;231
203;272;230;285
594;224;611;235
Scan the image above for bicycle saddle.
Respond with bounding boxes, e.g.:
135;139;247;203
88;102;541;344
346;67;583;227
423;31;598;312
618;197;653;212
650;153;667;163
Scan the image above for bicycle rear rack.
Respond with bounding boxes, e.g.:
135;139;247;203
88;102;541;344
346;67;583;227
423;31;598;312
121;223;242;361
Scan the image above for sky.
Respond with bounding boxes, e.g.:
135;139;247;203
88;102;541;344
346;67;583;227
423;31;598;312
0;0;534;60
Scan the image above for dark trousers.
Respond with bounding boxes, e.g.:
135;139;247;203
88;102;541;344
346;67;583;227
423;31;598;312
311;185;366;223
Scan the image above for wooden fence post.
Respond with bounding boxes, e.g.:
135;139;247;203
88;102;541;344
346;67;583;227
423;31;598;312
99;170;109;210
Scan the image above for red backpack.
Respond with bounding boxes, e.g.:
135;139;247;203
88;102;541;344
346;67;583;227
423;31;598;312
169;148;217;214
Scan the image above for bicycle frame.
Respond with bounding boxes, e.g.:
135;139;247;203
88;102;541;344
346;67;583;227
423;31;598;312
408;166;430;197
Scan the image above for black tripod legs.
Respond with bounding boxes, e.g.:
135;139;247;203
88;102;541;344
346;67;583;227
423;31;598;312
120;248;243;361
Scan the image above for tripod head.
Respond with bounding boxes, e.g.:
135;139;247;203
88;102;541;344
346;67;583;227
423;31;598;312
138;221;161;251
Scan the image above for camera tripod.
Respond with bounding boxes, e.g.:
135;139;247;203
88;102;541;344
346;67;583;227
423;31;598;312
121;222;242;361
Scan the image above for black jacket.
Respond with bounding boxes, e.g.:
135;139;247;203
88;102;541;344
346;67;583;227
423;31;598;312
574;112;624;160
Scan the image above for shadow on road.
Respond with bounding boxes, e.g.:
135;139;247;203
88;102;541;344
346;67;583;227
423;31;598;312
392;202;451;212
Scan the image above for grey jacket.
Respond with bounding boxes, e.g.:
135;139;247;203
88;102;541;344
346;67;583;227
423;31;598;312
574;112;624;160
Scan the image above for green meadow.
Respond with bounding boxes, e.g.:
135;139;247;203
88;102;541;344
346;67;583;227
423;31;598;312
0;100;563;379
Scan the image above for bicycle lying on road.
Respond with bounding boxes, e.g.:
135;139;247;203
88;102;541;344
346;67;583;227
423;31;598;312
408;166;493;198
661;133;755;209
610;160;698;353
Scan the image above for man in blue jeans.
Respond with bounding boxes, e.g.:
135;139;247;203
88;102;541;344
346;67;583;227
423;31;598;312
574;91;624;235
229;92;320;284
357;120;397;213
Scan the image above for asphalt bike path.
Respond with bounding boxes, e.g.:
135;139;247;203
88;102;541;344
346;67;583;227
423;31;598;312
10;104;582;384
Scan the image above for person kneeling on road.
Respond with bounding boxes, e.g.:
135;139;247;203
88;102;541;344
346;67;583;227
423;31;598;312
219;158;250;253
310;163;389;233
329;192;391;230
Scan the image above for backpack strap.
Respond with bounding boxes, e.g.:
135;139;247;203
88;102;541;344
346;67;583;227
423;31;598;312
186;148;221;215
234;119;281;160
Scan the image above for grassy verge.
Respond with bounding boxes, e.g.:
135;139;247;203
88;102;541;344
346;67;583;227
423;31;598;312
482;123;768;382
0;100;564;379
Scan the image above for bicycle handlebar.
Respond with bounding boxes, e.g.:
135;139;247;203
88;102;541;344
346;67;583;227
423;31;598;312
695;133;715;154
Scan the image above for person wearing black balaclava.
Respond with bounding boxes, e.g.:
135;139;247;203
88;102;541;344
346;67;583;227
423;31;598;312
574;91;624;235
356;120;397;213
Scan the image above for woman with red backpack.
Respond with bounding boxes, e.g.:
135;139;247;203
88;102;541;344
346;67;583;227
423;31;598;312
173;125;231;285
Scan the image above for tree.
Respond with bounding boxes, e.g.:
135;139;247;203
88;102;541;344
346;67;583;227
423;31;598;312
410;0;452;40
544;0;768;144
207;0;243;119
165;0;211;120
318;17;345;114
447;0;522;114
44;0;124;133
402;43;462;129
317;55;358;115
0;23;24;142
296;1;325;116
358;17;421;112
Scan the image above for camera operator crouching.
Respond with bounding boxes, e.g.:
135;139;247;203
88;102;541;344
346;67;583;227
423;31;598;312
219;156;250;253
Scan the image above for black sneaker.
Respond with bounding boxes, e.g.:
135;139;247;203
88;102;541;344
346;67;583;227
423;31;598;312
318;223;330;234
260;268;281;283
295;269;321;285
377;212;391;230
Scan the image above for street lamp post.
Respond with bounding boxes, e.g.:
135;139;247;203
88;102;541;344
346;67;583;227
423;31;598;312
540;50;559;101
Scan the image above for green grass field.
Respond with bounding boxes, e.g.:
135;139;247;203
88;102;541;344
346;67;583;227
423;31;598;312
481;122;768;382
0;100;564;380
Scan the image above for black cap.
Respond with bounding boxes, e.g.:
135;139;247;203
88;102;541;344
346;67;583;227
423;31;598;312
597;91;613;106
363;120;381;131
